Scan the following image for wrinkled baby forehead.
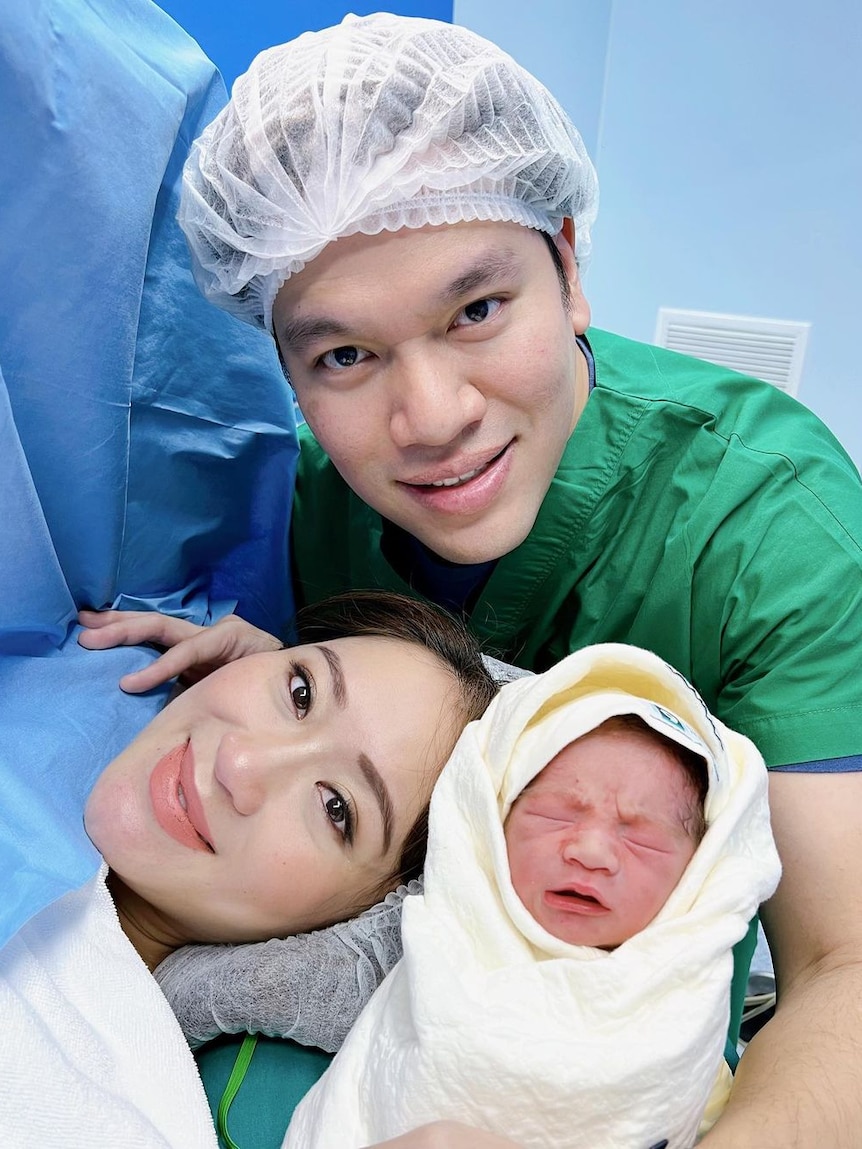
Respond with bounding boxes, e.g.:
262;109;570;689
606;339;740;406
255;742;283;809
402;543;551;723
500;691;717;812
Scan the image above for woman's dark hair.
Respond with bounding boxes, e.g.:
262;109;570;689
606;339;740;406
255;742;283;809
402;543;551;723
292;590;499;888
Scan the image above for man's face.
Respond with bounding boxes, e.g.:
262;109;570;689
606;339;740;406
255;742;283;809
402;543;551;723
504;723;700;949
273;220;591;564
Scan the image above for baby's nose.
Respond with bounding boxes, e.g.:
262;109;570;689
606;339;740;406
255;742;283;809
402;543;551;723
561;826;620;874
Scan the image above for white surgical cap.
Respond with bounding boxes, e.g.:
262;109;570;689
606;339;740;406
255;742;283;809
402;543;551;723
179;12;600;331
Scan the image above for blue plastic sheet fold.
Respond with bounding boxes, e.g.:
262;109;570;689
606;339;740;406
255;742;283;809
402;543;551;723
0;0;298;948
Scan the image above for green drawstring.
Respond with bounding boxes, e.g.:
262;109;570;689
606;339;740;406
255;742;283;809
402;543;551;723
216;1034;259;1149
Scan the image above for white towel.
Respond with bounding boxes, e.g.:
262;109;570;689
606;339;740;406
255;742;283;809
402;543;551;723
0;866;217;1148
285;643;781;1149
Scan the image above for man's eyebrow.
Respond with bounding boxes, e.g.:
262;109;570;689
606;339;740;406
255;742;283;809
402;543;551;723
315;644;347;709
277;315;353;355
437;249;522;305
277;251;522;352
358;751;394;857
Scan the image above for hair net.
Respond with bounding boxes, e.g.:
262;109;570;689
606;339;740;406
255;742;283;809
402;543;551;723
179;12;599;331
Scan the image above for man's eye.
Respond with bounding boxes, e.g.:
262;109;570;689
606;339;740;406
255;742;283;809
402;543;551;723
319;345;369;370
288;664;312;717
452;297;502;327
317;784;354;843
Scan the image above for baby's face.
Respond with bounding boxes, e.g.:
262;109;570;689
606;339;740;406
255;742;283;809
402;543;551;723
504;723;700;949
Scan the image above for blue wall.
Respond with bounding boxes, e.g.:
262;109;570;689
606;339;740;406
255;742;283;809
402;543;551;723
159;0;452;89
453;0;612;162
455;0;862;467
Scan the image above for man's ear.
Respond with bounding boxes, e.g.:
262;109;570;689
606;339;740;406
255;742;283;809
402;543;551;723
554;219;590;335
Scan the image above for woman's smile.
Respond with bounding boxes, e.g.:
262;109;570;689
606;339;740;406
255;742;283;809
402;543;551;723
148;742;213;853
86;635;463;949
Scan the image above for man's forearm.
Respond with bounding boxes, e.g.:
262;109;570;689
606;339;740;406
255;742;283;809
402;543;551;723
702;954;862;1146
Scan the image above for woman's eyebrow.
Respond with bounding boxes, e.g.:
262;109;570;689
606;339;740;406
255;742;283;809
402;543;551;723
436;249;520;305
359;752;394;856
315;644;347;708
314;644;394;853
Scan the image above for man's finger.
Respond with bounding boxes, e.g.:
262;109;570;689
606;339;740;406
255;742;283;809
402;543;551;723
77;612;204;650
119;642;204;693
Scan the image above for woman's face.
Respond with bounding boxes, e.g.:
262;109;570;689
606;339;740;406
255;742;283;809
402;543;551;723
85;636;457;947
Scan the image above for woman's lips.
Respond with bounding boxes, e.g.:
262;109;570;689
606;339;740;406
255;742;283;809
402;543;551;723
149;742;213;853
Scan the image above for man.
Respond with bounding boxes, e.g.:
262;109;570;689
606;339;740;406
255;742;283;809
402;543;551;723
86;13;862;1146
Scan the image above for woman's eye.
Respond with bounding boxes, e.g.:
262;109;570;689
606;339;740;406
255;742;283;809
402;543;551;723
452;297;502;327
317;784;354;843
288;667;312;718
319;345;369;370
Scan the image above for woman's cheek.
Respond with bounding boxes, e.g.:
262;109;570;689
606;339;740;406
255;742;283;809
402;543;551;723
244;839;306;915
85;768;150;862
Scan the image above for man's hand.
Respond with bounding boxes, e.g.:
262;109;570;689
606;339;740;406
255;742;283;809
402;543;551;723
77;609;283;693
700;769;862;1147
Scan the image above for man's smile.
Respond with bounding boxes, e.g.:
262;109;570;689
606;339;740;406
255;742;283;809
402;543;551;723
400;441;513;490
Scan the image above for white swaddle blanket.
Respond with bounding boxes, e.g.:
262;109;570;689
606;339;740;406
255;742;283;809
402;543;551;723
285;644;781;1149
0;865;217;1148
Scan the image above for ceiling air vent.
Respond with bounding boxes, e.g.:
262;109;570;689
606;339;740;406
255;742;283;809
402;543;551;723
654;308;810;396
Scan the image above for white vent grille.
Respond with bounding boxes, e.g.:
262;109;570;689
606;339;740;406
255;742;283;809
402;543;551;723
654;308;810;396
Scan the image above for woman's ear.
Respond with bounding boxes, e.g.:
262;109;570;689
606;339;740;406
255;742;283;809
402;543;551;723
554;219;591;335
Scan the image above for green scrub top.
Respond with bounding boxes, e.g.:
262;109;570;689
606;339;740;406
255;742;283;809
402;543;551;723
291;328;862;1054
293;328;862;769
216;329;861;1143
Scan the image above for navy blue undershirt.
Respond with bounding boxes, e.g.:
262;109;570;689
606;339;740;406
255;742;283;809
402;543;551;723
771;755;862;772
378;335;860;774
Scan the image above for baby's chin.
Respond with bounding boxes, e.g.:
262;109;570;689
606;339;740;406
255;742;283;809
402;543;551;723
531;905;625;951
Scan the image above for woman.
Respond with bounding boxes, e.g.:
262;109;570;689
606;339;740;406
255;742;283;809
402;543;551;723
1;591;498;1148
89;591;497;965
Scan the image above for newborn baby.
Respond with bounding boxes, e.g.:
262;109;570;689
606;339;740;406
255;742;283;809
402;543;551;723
506;712;708;951
285;643;781;1149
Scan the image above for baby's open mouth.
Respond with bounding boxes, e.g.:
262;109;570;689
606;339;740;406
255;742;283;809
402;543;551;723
546;886;610;912
555;890;601;905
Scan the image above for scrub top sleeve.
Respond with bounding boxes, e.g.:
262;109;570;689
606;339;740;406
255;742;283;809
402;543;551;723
691;459;862;768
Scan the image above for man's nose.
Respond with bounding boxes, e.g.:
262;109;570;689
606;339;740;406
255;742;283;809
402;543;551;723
213;732;287;815
388;350;486;449
560;825;620;875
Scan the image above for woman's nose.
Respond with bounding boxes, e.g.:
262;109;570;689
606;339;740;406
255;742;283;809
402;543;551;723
388;352;486;449
561;826;620;875
213;732;286;815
